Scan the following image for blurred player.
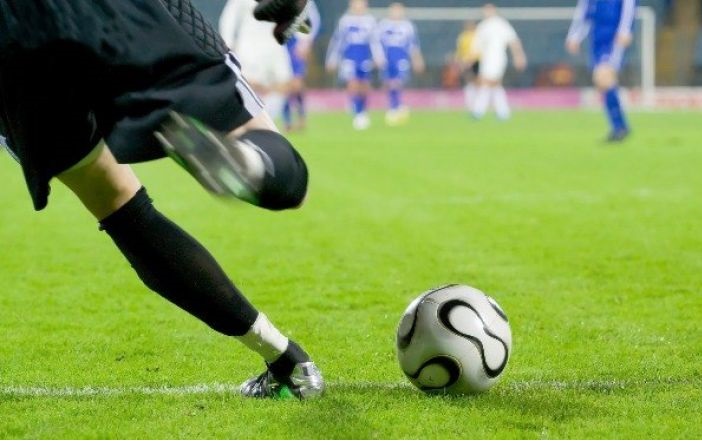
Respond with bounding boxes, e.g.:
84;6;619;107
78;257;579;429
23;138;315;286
455;21;479;111
220;0;293;120
282;0;321;132
469;4;527;120
566;0;635;142
0;0;324;399
326;0;385;130
377;2;425;126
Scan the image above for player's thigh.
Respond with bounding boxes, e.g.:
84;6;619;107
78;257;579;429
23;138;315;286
0;43;109;211
339;59;358;84
359;59;374;81
385;69;409;89
479;56;507;83
58;144;141;221
290;54;307;80
238;48;270;90
396;59;412;80
228;112;279;138
384;62;409;87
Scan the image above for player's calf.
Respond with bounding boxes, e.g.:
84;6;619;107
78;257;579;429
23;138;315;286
58;145;142;221
96;184;322;399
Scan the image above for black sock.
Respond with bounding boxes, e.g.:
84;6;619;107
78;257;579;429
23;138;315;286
269;340;311;379
99;187;258;336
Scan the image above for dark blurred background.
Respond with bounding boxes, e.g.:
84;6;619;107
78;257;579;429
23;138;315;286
192;0;701;88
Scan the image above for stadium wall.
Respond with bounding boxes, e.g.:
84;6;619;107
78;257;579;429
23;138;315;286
303;87;702;111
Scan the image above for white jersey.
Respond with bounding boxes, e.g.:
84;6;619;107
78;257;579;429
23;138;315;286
219;0;292;87
472;16;518;80
473;16;517;61
219;0;276;49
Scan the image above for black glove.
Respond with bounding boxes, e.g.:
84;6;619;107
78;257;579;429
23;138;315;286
253;0;312;44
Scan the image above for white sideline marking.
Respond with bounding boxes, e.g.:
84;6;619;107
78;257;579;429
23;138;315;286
0;379;695;398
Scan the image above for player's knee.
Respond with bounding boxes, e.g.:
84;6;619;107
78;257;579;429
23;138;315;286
593;66;617;90
240;130;308;211
347;80;360;94
291;78;304;91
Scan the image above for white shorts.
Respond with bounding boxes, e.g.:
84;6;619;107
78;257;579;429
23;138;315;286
235;42;293;89
479;54;508;82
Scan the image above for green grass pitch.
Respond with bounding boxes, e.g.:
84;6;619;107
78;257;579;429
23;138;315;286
1;110;701;439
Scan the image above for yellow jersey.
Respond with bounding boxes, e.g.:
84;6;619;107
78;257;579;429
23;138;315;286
455;29;477;63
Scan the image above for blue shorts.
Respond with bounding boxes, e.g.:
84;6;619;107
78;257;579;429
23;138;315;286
290;54;306;78
339;58;373;83
384;59;411;84
591;39;626;71
287;40;307;78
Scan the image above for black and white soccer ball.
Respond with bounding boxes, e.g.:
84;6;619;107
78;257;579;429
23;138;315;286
396;284;512;395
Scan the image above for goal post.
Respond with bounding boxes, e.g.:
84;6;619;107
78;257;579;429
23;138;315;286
369;6;657;107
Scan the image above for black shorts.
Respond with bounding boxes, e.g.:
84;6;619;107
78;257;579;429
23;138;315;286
0;0;263;211
471;61;481;77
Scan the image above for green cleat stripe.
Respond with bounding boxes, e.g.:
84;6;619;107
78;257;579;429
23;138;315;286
276;385;297;400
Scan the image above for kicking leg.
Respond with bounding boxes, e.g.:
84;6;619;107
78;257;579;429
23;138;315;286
58;145;324;399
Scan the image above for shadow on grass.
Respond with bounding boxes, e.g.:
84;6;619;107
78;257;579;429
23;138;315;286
274;381;596;439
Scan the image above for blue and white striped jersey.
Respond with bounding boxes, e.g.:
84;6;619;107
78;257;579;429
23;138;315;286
326;13;383;66
567;0;637;44
377;18;420;63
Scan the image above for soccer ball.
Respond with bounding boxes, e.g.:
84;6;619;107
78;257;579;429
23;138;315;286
396;284;512;395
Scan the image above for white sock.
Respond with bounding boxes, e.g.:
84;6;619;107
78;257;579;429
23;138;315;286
493;86;511;120
472;86;491;117
463;83;476;109
237;313;289;363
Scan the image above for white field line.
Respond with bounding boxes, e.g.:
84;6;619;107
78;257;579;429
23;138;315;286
0;378;696;398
